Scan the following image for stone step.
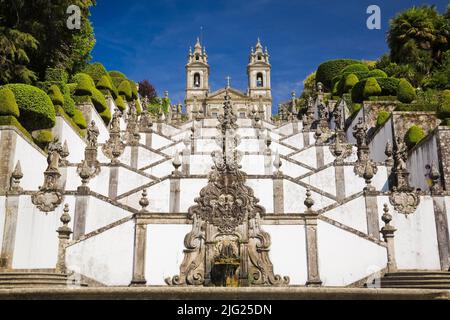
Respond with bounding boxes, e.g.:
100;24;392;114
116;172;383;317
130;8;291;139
382;275;450;281
0;272;87;288
379;271;450;289
379;284;450;289
385;271;450;277
381;279;450;286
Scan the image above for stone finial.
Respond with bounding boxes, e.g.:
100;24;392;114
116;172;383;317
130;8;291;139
363;159;375;191
265;130;272;148
60;141;70;166
380;204;396;240
78;159;92;187
314;126;323;144
273;151;282;176
172;150;182;175
317;82;323;94
304;188;315;211
183;133;191;149
10;161;23;192
139;189;150;213
57;204;72;239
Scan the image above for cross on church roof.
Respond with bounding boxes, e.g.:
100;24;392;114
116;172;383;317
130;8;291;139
226;76;231;88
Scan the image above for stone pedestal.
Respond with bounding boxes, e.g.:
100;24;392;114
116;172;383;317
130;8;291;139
0;194;20;269
305;214;322;287
130;220;147;286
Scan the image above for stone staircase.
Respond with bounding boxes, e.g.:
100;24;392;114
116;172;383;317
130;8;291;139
379;271;450;289
0;270;86;289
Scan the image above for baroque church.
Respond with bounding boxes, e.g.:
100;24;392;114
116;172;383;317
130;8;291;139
185;38;272;121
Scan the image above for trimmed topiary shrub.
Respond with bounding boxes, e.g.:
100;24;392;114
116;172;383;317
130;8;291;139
129;80;138;100
72;73;95;96
48;85;64;107
97;75;113;92
45;68;69;83
82;63;109;82
99;106;112;125
135;99;142;114
405;125;425;148
368;69;387;78
342;73;359;94
363;77;382;99
109;71;127;79
0;87;20;118
397;79;416;103
72;109;87;129
2;84;56;131
351;80;366;103
91;88;107;113
376;111;390;127
33;129;53;150
376;77;400;96
316;59;360;90
61;85;76;117
350;103;363;117
118;80;132;101
341;64;369;80
0;115;32;140
115;96;126;111
437;90;450;119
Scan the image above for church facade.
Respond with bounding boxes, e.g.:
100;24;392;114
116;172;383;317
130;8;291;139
185;38;272;121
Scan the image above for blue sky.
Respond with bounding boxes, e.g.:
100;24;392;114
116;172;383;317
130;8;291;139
90;0;449;112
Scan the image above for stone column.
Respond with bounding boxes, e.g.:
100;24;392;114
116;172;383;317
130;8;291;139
145;132;153;148
303;131;310;147
436;127;450;191
56;204;72;274
169;155;181;213
380;204;397;273
0;195;20;270
73;184;89;241
315;143;324;168
365;190;380;240
108;165;119;199
130;146;139;169
432;196;450;271
334;164;346;202
272;152;284;214
0;130;17;193
264;149;272;176
304;189;322;286
130;220;147;286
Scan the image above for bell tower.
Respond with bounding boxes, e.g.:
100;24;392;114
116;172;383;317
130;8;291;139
185;38;210;119
247;38;272;120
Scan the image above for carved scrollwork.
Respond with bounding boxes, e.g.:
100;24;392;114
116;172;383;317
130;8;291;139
389;191;420;216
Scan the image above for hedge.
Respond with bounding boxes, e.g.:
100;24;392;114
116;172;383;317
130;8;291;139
82;63;109;82
62;85;76;117
350;103;363;118
340;64;369;79
48;85;64;107
45;68;69;83
397;79;416;103
55;106;85;137
91;88;108;113
2;84;56;131
351;79;366;103
342;74;359;94
376;111;390;127
115;96;126;111
97;75;113;92
135;99;142;114
405;125;425;148
33;129;53;150
129;80;138;99
0;115;32;140
316;59;360;90
73;95;91;105
73;108;87;129
368;69;387;78
363;77;382;99
437;90;450;119
332;80;341;96
109;71;127;79
376;77;400;96
99;106;112;125
118;80;133;101
72;73;95;96
0;87;20;118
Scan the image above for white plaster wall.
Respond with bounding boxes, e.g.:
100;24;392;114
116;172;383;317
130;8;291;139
144;160;173;178
196;139;220;153
189;155;214;175
160;142;184;157
13;195;76;269
201;128;219;136
238;139;261;153
282;159;310;178
236;119;252;127
137;147;165;169
323;147;336;166
116;167;151;196
269;141;295;156
120;179;170;212
277;123;293;136
246;179;274;213
291;147;317;169
407;134;438;192
323;196;367;234
283;180;335;213
0;196;5;250
317;220;387;286
85;197;132;234
377;196;441;270
301;166;336;196
118;147;131;167
180;179;208;212
203;119;219;127
152;133;173;150
264;225;308;285
87;167;111;197
146;224;192;285
66;220;134;286
346;109;364;144
240;155;265;175
282;133;303;150
372;166;390;192
57;117;86;163
344;166;366;197
12;133;47;191
369;117;393;162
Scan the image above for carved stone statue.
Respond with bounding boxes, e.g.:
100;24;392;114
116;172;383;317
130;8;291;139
87;120;99;148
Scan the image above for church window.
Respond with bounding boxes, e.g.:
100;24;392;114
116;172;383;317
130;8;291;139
258;55;262;61
194;73;201;88
195;54;200;61
256;73;264;87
